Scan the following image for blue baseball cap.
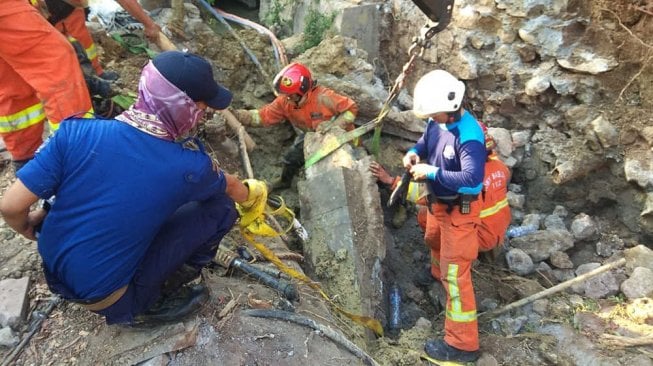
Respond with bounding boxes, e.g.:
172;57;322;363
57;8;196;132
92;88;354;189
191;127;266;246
152;51;233;110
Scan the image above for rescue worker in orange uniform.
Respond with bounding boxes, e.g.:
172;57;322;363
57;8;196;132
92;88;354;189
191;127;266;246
232;63;358;190
38;0;161;80
371;122;511;251
402;70;486;363
0;0;92;170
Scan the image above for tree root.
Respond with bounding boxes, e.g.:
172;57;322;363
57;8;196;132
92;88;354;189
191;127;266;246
243;309;381;366
601;334;653;347
600;8;653;101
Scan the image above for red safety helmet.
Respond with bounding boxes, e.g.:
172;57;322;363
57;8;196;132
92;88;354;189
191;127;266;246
273;62;313;96
478;121;496;153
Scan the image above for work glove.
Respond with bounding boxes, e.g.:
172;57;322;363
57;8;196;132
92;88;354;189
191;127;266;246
231;109;258;127
237;179;269;229
410;164;439;181
316;111;355;133
402;150;420;169
240;179;268;210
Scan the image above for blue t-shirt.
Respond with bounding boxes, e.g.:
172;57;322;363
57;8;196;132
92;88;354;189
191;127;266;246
411;110;485;197
18;118;228;299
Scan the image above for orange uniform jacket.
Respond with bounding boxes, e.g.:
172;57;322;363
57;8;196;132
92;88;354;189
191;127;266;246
477;154;511;250
414;154;511;250
258;86;358;132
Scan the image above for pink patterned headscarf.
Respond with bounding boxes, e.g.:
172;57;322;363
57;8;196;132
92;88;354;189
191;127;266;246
116;61;204;141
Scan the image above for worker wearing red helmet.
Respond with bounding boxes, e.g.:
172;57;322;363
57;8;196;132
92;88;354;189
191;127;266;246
232;62;358;190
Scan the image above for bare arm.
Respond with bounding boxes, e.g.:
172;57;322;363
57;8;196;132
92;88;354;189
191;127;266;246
115;0;161;41
0;180;42;241
224;173;248;203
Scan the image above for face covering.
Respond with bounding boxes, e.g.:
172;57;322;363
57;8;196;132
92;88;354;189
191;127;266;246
116;61;204;141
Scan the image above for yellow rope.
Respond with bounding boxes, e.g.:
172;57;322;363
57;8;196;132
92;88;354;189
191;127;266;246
237;202;384;336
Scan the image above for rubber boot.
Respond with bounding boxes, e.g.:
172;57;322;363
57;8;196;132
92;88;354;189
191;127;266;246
424;339;480;363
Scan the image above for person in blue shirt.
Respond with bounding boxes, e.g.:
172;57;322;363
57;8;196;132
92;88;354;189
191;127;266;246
403;70;486;362
0;51;267;326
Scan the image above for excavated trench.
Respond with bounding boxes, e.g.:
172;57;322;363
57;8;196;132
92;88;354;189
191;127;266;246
201;1;510;352
195;0;653;363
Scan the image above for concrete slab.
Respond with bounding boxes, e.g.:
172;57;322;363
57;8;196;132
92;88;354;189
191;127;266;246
299;131;387;338
335;4;381;62
289;1;381;63
0;276;30;328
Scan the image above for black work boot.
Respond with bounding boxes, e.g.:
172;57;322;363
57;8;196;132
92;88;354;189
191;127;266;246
99;70;120;81
414;265;434;287
424;339;480;363
271;164;297;191
133;284;208;327
161;264;201;296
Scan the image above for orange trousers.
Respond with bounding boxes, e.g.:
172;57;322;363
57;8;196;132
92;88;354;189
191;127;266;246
424;199;481;352
0;0;91;161
54;7;103;75
417;204;505;252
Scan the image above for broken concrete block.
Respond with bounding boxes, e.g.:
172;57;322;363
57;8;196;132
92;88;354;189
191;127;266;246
0;276;30;328
299;141;386;333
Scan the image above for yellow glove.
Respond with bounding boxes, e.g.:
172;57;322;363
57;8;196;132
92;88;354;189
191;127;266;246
333;110;356;129
316;111;355;133
232;109;261;127
237;179;268;228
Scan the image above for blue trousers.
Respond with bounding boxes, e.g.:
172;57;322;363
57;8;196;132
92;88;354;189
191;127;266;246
95;194;237;324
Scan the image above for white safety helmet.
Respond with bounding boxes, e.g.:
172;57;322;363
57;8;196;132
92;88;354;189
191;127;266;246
412;70;465;118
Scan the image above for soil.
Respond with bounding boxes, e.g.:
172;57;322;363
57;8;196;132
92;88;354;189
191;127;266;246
1;1;652;365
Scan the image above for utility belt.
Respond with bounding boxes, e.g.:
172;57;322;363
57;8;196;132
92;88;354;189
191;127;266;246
77;285;128;311
43;263;127;312
426;194;478;214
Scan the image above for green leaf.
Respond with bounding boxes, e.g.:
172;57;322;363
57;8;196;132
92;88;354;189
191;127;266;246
112;94;136;110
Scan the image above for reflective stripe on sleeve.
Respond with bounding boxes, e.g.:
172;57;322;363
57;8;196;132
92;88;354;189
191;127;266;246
85;43;98;61
251;110;261;126
479;197;508;218
341;110;355;122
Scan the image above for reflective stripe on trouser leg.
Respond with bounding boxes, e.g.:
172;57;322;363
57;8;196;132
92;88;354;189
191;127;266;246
2;8;93;125
0;102;45;132
436;201;481;352
0;57;47;160
424;203;442;280
55;8;103;75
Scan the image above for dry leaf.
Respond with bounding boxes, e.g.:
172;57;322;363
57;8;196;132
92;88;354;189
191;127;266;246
247;293;273;309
